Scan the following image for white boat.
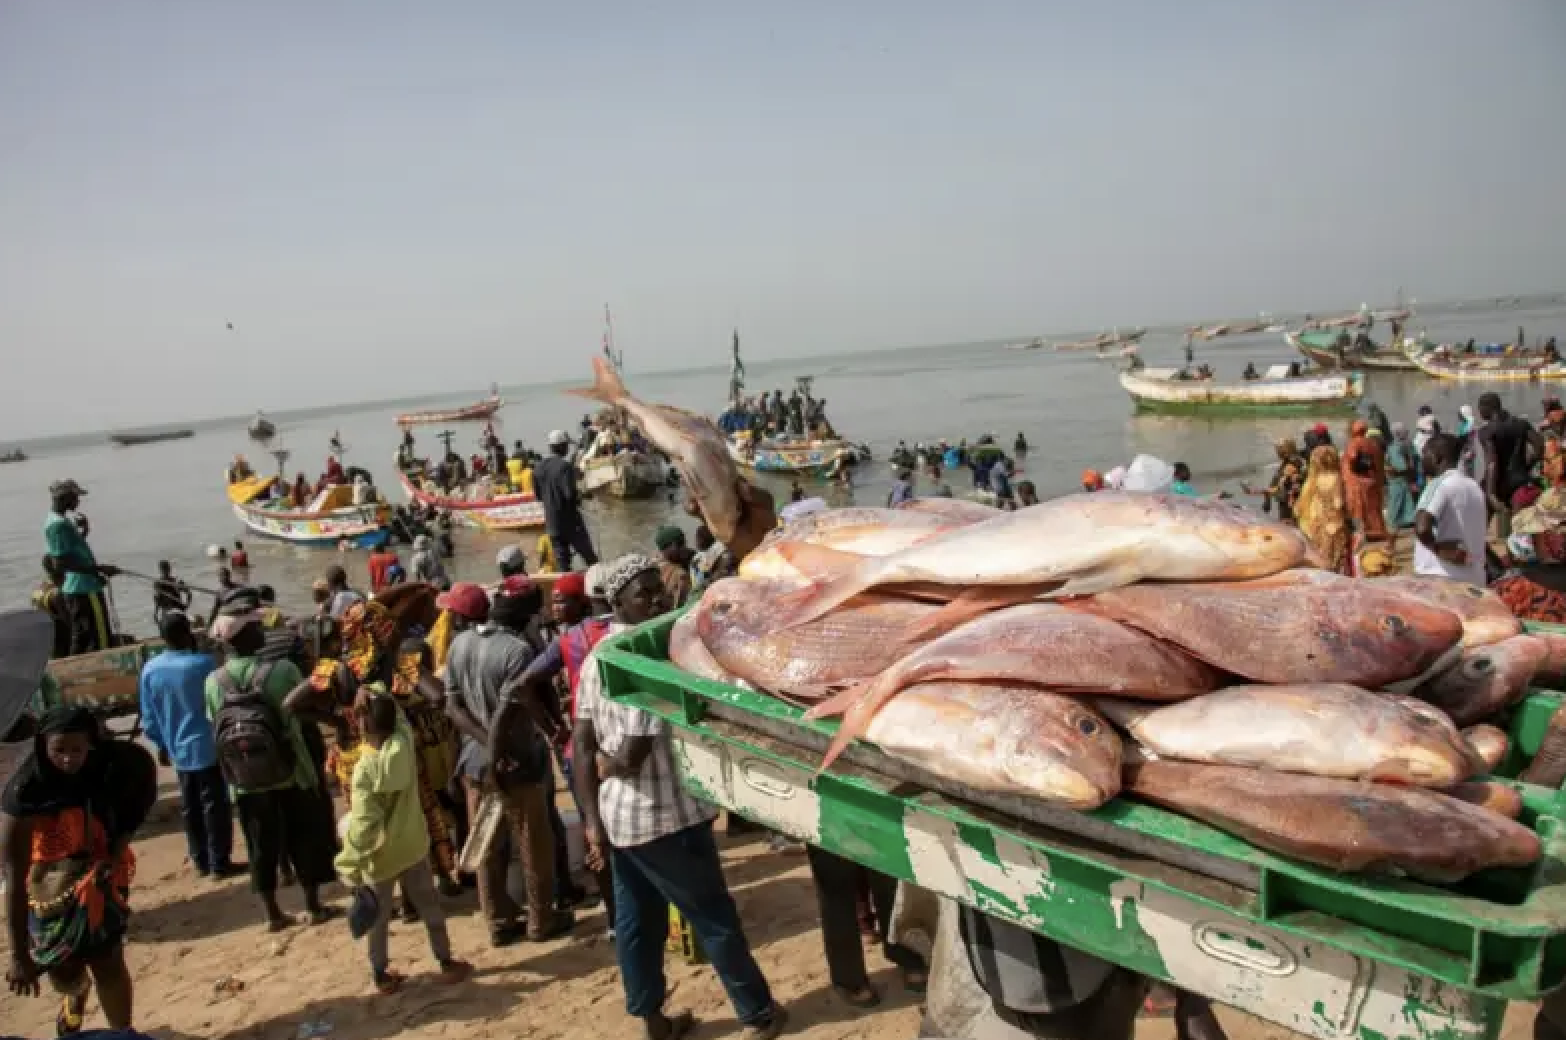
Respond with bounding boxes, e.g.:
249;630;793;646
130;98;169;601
1120;365;1365;416
577;436;669;498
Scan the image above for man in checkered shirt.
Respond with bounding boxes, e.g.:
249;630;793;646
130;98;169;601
573;554;787;1040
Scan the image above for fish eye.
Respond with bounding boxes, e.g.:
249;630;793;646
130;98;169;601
712;601;733;616
1076;716;1100;736
1472;657;1495;675
1381;615;1410;636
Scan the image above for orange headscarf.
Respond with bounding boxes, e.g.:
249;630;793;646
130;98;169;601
1081;469;1104;491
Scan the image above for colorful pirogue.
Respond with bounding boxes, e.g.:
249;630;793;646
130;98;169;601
226;474;390;547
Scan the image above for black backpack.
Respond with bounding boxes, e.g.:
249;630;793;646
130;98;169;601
212;661;295;790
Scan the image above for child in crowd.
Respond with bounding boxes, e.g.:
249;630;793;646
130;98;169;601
335;693;472;993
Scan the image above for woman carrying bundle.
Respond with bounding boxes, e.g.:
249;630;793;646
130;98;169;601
1296;445;1351;573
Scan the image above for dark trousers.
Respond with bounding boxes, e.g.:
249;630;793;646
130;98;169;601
806;846;924;991
65;591;110;656
611;821;774;1026
177;765;234;874
236;785;337;895
549;521;598;572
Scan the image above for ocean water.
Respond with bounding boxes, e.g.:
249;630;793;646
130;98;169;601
3;299;1562;637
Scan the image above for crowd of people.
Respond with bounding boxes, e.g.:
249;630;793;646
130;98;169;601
717;386;836;442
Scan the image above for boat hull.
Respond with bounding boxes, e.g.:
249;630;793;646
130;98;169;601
1289;331;1417;372
233;501;389;548
395;396;504;426
728;438;846;476
1120;369;1364;416
110;429;194;446
579;452;668;498
397;471;545;530
1406;348;1566;383
38;641;166;719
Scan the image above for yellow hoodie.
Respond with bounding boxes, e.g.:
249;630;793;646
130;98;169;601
333;714;430;887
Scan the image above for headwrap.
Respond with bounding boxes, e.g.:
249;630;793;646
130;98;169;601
1349;419;1369;438
553;571;587;599
1;707;157;843
653;525;686;551
603;553;659;604
1081;470;1103;491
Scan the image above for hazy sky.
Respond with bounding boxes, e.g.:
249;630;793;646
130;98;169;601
2;1;1563;438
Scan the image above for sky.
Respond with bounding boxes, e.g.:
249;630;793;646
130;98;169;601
2;1;1564;439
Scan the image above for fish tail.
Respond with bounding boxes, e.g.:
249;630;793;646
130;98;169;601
802;681;870;720
566;356;627;406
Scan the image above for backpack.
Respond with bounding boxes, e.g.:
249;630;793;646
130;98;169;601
212;661;295;790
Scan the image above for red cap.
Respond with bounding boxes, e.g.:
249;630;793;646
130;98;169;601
1312;423;1329;435
497;574;534;598
436;582;490;622
553;571;586;599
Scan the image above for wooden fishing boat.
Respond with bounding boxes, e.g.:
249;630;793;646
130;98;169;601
228;475;391;547
1003;337;1045;351
249;411;276;441
1405;345;1566;383
395;394;503;427
0;450;26;464
109;428;194;446
578;449;668;498
1120;366;1364;416
728;430;853;476
1288;329;1418;372
36;641;166;727
397;466;545;530
1053;328;1147;352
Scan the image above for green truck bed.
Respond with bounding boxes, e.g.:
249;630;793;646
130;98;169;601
596;612;1566;1040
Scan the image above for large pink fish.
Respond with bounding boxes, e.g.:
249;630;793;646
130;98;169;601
773;492;1309;631
804;603;1220;769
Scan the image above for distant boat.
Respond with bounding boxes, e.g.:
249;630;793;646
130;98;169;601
0;450;26;464
109;429;193;447
1054;328;1147;352
1004;337;1046;351
1288;330;1419;372
249;411;276;442
395;393;503;427
1120;365;1365;416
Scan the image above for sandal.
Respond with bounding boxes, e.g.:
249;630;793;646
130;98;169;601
55;993;86;1036
307;905;342;926
832;984;880;1009
438;958;474;984
374;970;404;995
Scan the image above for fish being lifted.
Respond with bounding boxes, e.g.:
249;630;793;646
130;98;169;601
570;357;753;548
805;603;1222;768
864;682;1122;809
1096;684;1472;787
1125;759;1541;881
1075;570;1465;688
773;492;1310;631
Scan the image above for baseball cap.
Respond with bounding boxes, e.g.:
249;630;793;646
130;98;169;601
547;430;570;447
496;544;527;570
553;571;586;599
436;582;491;622
49;479;87;497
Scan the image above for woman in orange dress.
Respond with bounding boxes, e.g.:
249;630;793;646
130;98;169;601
1341;420;1389;541
2;708;157;1034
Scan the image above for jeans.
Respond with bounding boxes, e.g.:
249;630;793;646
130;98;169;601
367;859;452;976
611;821;775;1026
806;846;924;991
176;765;233;873
235;785;337;894
549;522;598;572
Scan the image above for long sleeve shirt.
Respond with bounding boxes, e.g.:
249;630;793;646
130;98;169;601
139;650;220;772
333;717;430;886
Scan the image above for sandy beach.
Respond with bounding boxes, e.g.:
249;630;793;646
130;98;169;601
0;760;1540;1040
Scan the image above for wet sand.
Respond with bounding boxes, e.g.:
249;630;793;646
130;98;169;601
0;761;1543;1038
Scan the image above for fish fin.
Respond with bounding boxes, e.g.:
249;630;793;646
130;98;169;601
772;541;866;584
566;356;627;406
803;682;870;720
895;585;1045;647
1041;563;1144;600
771;562;879;631
1092;697;1154;734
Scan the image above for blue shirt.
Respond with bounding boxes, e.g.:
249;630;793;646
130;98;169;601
44;512;103;596
888;480;914;507
1170;480;1199;496
140;649;220;772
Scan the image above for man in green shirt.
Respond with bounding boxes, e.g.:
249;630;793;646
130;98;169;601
44;480;118;655
204;602;339;931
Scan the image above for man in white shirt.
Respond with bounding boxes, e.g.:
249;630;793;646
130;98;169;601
1414;433;1489;587
573;554;786;1040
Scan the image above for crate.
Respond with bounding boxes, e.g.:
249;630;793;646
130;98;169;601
596;611;1566;1040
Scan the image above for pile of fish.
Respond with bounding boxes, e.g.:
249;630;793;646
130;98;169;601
670;493;1557;883
577;361;1553;883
